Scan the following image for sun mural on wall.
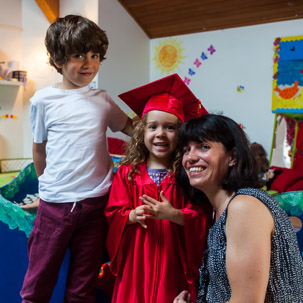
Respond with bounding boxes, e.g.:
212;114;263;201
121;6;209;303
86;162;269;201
153;38;185;74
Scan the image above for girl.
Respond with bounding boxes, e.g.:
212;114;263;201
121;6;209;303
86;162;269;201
105;74;212;303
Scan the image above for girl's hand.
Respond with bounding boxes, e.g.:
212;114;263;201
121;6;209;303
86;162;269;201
128;205;151;229
140;191;174;220
173;290;191;303
140;191;184;225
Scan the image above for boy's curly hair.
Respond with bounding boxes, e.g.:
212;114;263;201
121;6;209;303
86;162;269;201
121;114;182;182
45;15;109;74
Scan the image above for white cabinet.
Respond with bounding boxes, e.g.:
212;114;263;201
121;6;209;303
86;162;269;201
0;80;23;87
0;82;24;158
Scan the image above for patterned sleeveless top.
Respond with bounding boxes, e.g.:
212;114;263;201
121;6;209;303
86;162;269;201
197;188;303;303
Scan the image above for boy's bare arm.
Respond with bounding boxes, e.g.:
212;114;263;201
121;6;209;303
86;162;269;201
32;141;47;177
21;141;46;210
121;117;133;136
121;116;140;136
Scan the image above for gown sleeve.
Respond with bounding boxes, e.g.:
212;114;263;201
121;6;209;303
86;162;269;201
105;165;132;275
179;201;213;283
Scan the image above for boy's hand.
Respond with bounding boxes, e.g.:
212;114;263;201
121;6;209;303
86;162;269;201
121;115;140;137
21;198;40;210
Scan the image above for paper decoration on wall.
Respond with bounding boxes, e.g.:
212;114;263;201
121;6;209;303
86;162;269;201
237;85;245;93
1;114;18;119
152;38;185;74
208;45;216;55
126;112;136;118
272;35;303;116
184;45;216;85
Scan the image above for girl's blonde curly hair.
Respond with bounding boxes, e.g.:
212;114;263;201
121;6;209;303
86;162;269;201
120;114;182;182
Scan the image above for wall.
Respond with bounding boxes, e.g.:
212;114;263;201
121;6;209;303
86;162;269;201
2;0;302;159
61;0;98;21
0;0;149;159
22;0;149;148
60;0;99;87
0;0;22;67
63;0;150;140
0;0;24;158
97;0;149;140
22;0;62;158
150;19;303;156
22;0;102;157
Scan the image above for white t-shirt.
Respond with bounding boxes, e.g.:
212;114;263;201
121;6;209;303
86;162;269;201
30;85;128;203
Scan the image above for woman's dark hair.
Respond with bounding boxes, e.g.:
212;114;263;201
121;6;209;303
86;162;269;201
176;114;261;200
45;15;109;74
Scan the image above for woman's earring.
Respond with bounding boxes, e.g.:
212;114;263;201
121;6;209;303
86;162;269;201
229;160;236;167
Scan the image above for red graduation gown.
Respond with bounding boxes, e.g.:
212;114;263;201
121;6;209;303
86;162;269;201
105;163;211;303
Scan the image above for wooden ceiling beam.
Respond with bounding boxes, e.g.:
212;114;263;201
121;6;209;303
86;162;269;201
35;0;59;24
118;0;303;38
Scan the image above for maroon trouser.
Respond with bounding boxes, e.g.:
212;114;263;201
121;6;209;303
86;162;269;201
21;195;108;303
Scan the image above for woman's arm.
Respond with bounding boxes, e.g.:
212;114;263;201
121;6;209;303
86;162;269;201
225;195;274;303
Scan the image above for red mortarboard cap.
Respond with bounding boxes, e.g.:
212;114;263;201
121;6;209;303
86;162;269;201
118;74;208;123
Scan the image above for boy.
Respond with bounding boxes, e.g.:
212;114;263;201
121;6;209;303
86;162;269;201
20;15;132;302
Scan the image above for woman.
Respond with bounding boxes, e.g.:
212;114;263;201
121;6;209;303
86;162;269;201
174;114;303;303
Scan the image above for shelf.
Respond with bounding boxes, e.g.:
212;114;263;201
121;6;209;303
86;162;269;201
0;79;23;87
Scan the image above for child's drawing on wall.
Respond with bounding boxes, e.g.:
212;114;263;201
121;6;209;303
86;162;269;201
272;35;303;114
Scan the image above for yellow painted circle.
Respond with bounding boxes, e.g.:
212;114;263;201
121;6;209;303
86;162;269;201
153;38;185;74
159;45;178;68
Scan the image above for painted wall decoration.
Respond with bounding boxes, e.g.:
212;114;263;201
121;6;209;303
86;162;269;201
1;114;18;120
0;106;16;120
272;35;303;115
152;39;217;86
237;85;245;93
184;44;216;85
152;38;185;74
